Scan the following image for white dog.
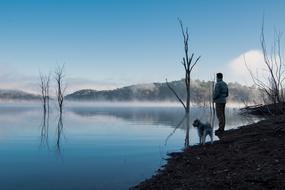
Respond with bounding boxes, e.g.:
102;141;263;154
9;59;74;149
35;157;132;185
192;119;213;145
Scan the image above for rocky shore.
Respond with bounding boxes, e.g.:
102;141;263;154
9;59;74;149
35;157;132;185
131;113;285;190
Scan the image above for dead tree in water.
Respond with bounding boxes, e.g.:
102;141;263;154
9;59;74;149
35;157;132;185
166;19;201;147
39;72;51;150
39;73;50;113
55;65;65;114
166;18;201;113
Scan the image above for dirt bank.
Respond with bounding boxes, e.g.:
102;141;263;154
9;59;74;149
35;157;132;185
131;114;285;190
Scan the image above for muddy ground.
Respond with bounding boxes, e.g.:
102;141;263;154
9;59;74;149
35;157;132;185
131;114;285;190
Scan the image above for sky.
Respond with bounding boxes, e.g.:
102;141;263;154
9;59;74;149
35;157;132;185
0;0;285;93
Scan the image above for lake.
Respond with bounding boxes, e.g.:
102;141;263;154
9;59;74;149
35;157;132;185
0;102;260;190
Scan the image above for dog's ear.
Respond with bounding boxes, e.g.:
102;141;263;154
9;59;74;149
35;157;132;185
196;119;200;125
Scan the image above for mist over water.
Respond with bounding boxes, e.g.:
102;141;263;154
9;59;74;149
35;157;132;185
0;102;261;190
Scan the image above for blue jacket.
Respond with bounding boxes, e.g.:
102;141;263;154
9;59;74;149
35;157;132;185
213;79;229;103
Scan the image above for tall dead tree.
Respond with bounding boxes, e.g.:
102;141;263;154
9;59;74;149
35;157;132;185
55;65;65;114
166;19;201;113
245;19;285;113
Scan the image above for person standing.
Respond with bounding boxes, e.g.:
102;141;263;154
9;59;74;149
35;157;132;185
213;73;229;134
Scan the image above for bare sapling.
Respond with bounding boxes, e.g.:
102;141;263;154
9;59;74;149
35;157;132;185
39;72;51;113
55;65;65;114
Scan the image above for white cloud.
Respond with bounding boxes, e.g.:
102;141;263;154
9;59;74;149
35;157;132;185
228;49;266;85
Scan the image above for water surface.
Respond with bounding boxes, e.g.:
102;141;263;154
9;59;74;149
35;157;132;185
0;102;260;190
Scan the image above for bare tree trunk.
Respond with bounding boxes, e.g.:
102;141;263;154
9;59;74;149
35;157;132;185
55;65;65;114
210;77;216;131
186;78;190;113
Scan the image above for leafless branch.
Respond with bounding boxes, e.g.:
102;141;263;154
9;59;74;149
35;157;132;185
166;78;186;110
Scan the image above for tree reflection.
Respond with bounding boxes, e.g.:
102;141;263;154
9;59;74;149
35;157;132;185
39;109;65;157
165;113;191;148
40;109;50;150
165;114;186;145
56;113;64;156
184;114;190;147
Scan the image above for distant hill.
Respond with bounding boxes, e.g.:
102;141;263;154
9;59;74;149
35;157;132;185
0;89;40;101
65;79;261;104
0;80;261;103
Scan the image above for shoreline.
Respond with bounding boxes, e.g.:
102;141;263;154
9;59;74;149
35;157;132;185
131;114;285;190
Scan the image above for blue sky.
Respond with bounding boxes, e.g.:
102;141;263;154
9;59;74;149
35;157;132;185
0;0;284;92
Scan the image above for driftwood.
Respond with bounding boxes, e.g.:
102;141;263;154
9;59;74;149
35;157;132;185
241;103;285;116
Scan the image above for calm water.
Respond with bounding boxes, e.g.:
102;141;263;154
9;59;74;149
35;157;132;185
0;102;260;190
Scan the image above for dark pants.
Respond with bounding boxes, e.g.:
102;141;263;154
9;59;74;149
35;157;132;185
216;103;226;131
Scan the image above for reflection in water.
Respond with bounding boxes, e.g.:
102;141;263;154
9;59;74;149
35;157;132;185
0;103;264;190
40;110;50;150
68;106;185;127
68;106;262;147
184;114;190;147
56;113;64;156
39;108;65;156
164;113;190;148
165;114;187;145
68;106;259;130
